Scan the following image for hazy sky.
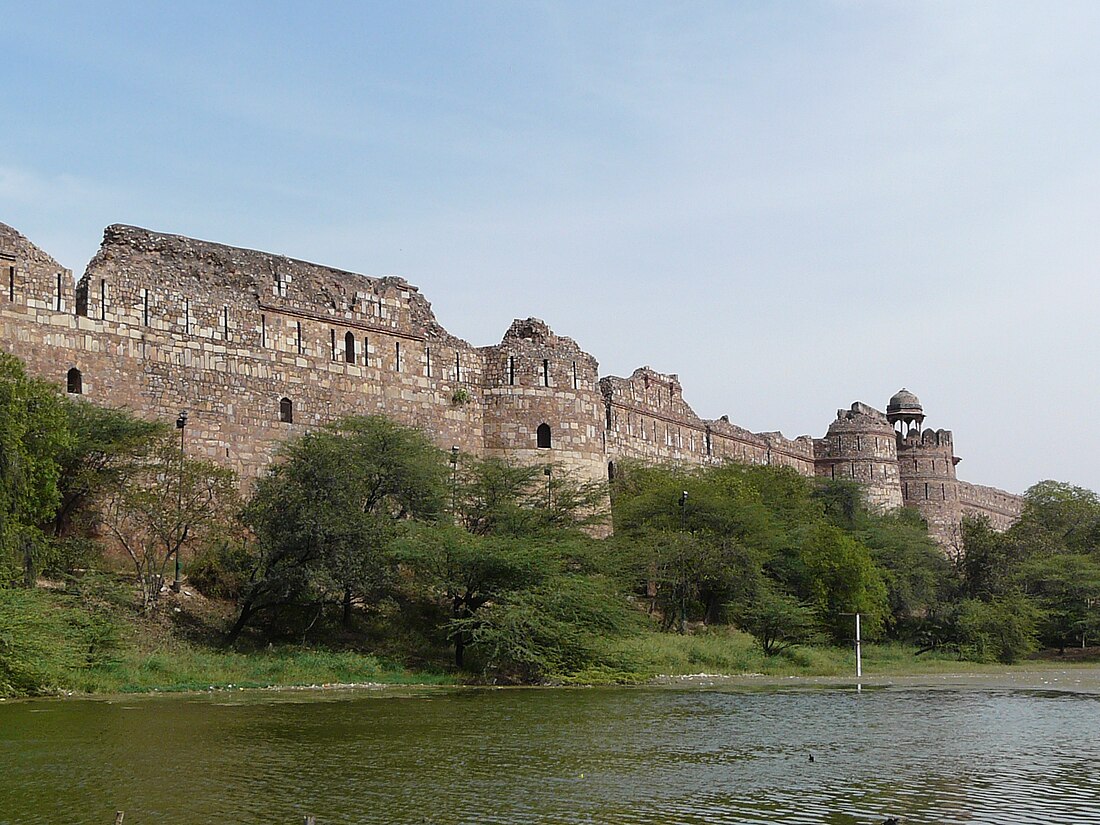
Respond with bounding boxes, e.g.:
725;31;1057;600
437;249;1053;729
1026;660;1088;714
3;2;1099;494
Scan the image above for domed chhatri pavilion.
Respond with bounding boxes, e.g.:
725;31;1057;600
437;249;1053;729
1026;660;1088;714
0;220;1022;553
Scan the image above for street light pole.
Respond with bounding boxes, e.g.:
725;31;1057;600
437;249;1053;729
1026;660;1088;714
678;490;688;634
450;445;459;521
172;410;188;592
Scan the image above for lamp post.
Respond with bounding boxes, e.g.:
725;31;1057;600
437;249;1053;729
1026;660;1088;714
172;410;188;592
450;445;459;520
678;490;688;633
544;465;553;510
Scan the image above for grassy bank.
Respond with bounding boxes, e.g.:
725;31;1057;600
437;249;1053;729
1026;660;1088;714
564;628;1055;685
0;587;452;698
4;586;1097;698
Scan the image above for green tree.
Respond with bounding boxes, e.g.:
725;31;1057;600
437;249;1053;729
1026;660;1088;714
392;524;550;667
1020;554;1100;652
228;416;447;644
51;400;164;538
101;439;239;613
953;593;1040;663
730;583;823;655
0;353;71;586
791;523;889;642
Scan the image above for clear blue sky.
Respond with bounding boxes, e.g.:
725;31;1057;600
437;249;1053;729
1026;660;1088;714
3;1;1099;494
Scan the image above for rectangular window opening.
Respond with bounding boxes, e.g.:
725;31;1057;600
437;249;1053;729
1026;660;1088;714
542;359;549;387
395;341;402;371
455;351;461;382
142;290;150;326
572;361;578;389
508;356;515;386
7;266;13;301
330;329;337;360
260;314;266;348
296;321;303;354
55;272;63;311
99;280;107;320
426;347;432;378
185;300;191;335
362;336;368;365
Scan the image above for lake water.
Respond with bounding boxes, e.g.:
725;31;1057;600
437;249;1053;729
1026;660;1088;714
4;676;1100;824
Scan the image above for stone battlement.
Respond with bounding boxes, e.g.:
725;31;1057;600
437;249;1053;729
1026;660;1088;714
0;221;1023;548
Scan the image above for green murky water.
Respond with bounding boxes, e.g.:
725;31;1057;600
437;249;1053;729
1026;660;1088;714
3;681;1100;824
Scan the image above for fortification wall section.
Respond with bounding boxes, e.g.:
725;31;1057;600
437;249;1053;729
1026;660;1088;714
896;428;963;549
479;318;607;482
814;402;903;511
600;367;815;477
1;224;487;481
959;482;1024;532
601;369;711;469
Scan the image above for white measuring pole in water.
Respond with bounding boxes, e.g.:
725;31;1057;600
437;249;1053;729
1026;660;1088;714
855;612;862;679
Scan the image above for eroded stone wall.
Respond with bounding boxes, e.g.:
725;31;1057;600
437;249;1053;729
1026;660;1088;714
0;220;1025;550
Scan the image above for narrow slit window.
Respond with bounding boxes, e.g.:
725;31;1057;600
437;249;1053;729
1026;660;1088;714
223;306;229;339
344;331;355;363
395;341;402;371
330;329;337;361
508;356;515;386
925;483;930;499
261;314;267;347
66;367;82;395
142;290;150;326
362;336;368;365
185;300;192;335
296;321;303;354
55;273;63;311
7;266;13;301
536;423;552;449
426;347;432;378
455;351;461;382
279;397;293;423
572;361;578;389
542;359;549;387
99;280;107;320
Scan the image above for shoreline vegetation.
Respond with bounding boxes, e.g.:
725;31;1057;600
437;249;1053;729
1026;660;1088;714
4;351;1100;699
4;584;1100;701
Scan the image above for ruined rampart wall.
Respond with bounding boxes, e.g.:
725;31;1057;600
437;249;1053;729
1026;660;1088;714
1;223;486;478
601;368;815;477
959;482;1024;532
0;220;1027;548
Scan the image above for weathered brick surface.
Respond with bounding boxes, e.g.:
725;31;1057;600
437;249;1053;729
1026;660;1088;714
0;221;1023;549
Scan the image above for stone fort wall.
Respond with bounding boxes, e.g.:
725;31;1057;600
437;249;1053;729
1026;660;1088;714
0;221;1024;547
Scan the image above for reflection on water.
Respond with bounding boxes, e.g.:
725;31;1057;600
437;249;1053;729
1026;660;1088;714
3;684;1100;824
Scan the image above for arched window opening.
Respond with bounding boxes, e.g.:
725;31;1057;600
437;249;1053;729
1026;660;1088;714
66;367;82;395
536;423;552;449
344;331;355;363
608;461;615;482
279;397;294;424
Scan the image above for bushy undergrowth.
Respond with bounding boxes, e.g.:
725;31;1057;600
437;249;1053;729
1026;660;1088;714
0;588;119;696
